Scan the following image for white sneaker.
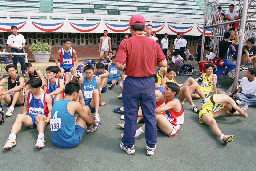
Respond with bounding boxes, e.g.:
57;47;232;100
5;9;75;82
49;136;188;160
146;145;156;156
236;100;242;105
117;123;125;129
6;106;14;117
3;138;16;149
219;135;235;146
118;93;122;99
120;142;135;155
35;137;45;148
120;115;125;120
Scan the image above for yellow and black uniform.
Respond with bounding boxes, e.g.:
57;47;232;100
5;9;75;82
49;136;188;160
199;94;224;123
157;67;165;85
200;73;213;97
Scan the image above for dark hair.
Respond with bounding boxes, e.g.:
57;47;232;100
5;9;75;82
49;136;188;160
229;4;235;7
108;51;113;54
153;74;158;83
11;26;17;29
217;6;222;9
5;64;16;72
0;46;2;49
173;50;179;56
167;67;175;73
177;33;180;35
224;32;231;39
248;68;256;76
146;24;152;27
46;66;60;74
65;82;80;95
112;48;117;51
25;63;32;69
63;38;71;44
205;64;213;70
131;25;145;31
104;30;108;32
247;38;255;44
205;47;210;51
229;28;235;32
83;64;94;72
96;63;104;69
166;82;180;95
27;77;42;88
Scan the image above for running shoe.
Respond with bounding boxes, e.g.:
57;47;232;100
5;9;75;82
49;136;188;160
120;142;135;155
117;123;125;129
35;138;45;148
146;145;156;156
219;135;235;146
120;115;125;120
3;138;16;149
118;93;122;99
94;114;102;124
108;84;115;90
240;65;246;71
191;106;199;113
114;107;125;114
86;123;100;134
6;106;14;117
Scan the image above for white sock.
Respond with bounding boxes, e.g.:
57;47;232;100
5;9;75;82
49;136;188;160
38;133;44;139
220;134;224;140
9;106;14;110
9;134;16;140
120;107;124;111
135;127;144;137
191;104;196;108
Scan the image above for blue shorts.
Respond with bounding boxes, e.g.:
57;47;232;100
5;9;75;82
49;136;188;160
28;113;39;128
60;65;73;72
53;125;85;148
107;77;119;84
101;85;107;93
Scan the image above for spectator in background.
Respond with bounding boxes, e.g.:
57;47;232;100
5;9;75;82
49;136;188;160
195;36;202;62
0;46;8;64
124;34;129;40
209;37;214;52
179;34;187;58
234;68;256;108
152;33;159;43
184;47;195;61
226;4;240;30
213;6;223;23
7;26;26;76
216;32;236;86
198;47;215;75
161;33;169;57
174;33;181;53
242;38;256;69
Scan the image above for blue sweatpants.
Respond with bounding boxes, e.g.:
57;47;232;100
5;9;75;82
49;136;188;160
216;59;236;85
122;76;157;148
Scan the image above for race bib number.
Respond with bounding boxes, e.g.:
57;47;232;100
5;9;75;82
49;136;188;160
201;82;209;87
110;69;118;75
84;91;93;99
63;58;72;64
50;111;61;131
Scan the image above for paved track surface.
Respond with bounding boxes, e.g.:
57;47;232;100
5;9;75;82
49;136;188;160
0;62;255;171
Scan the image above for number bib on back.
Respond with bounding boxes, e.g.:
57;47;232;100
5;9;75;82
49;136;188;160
50;111;61;131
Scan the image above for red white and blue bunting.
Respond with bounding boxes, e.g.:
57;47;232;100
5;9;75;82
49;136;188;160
0;19;212;36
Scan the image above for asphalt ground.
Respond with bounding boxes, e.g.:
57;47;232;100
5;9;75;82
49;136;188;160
0;61;255;171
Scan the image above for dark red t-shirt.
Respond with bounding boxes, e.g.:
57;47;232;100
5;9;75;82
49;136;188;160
115;35;165;77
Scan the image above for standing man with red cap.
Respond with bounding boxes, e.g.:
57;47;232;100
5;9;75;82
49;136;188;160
115;15;167;156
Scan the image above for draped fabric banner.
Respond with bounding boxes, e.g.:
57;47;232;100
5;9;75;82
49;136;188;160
0;19;212;36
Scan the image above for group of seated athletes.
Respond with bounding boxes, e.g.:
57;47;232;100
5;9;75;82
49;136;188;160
0;51;250;150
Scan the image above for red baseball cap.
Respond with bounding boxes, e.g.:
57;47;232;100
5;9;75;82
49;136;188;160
129;15;145;26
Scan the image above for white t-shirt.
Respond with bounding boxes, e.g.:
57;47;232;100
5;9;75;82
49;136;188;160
172;55;183;63
151;36;158;42
174;38;181;50
226;9;239;19
205;52;216;61
184;49;191;56
239;77;256;95
179;39;187;48
161;38;169;49
7;33;26;48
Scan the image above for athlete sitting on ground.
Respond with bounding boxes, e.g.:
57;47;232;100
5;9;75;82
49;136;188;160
43;66;65;105
79;64;101;124
50;82;99;148
25;63;44;81
108;56;121;90
192;64;217;98
3;77;52;149
0;64;25;117
199;94;248;145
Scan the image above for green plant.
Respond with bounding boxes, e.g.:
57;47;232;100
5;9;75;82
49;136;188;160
29;41;52;52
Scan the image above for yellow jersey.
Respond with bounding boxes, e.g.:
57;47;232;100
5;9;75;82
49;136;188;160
200;74;213;97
